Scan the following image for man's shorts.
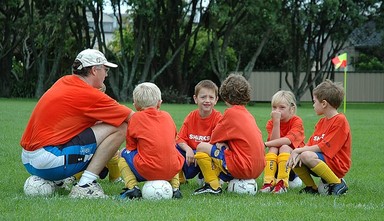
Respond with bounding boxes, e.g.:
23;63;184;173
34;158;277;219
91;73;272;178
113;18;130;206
22;128;97;181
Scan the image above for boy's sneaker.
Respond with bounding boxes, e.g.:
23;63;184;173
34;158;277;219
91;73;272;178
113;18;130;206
273;180;287;194
299;186;318;195
330;178;348;196
69;181;107;199
120;186;142;199
193;183;222;195
172;188;183;199
259;183;274;193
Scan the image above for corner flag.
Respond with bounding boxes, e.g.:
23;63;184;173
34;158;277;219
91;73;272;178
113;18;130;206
331;53;348;113
332;53;347;69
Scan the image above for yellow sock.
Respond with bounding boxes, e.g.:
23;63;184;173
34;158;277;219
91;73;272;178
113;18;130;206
263;153;277;185
311;161;341;184
107;155;121;182
117;157;138;189
73;172;83;180
195;152;220;190
293;166;317;188
179;171;187;184
277;153;290;187
170;173;180;189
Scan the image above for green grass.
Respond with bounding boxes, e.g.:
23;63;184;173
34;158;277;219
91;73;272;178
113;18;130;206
1;99;383;220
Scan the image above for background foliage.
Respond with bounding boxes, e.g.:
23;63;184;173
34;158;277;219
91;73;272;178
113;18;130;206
1;0;383;101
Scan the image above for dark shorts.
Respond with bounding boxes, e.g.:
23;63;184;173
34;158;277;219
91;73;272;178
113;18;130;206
120;149;146;182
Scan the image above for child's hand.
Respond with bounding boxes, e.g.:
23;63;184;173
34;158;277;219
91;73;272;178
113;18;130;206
185;148;195;166
287;149;301;168
271;110;281;122
216;142;228;150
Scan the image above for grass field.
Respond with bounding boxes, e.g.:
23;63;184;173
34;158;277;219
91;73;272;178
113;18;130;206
0;99;383;220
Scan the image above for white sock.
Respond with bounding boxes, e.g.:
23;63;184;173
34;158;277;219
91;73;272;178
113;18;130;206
78;170;99;186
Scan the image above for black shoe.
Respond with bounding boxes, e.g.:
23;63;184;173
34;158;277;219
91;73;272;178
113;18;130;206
193;183;222;195
172;188;183;199
120;186;142;199
330;178;348;196
299;186;318;194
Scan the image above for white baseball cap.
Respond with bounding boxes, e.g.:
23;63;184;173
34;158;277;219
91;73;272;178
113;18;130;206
75;49;118;70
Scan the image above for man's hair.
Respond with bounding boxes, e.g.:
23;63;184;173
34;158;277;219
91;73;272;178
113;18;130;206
271;90;297;114
219;74;251;105
194;80;219;97
72;60;92;76
133;82;162;109
313;79;344;109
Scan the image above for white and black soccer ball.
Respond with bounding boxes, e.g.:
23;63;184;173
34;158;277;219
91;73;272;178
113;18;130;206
227;179;258;195
288;176;303;189
318;179;330;195
142;180;173;200
23;175;55;196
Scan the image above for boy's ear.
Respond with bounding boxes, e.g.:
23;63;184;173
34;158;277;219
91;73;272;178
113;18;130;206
157;100;162;109
193;95;198;104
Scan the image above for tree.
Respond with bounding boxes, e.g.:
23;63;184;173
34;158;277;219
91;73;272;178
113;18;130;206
0;0;26;97
279;0;382;102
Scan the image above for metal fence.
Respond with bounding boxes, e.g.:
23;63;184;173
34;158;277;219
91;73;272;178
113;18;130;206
248;71;384;102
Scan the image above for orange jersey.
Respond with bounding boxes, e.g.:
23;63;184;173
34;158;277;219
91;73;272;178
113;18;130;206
266;115;305;148
210;105;265;179
307;114;351;178
176;109;222;150
126;108;184;180
20;75;132;151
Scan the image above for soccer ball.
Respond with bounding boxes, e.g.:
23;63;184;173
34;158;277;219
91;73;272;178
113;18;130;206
227;179;258;195
23;175;55;196
318;179;330;195
142;180;173;200
288;176;303;189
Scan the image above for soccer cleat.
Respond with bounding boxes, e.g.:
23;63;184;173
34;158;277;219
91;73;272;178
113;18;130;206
330;178;348;196
69;181;107;199
54;176;76;191
299;186;319;194
172;188;183;199
120;186;142;199
273;180;287;194
259;183;274;193
193;183;222;195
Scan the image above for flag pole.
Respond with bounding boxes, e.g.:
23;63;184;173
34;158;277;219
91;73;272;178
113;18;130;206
343;67;347;113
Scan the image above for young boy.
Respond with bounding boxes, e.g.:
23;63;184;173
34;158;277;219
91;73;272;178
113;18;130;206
287;79;351;196
118;82;184;199
192;74;266;195
176;80;222;184
260;90;305;194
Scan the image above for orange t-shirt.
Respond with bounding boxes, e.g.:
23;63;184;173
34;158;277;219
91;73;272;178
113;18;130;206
20;75;132;151
266;115;305;148
210;105;265;179
307;114;351;178
176;109;222;150
126;108;184;180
